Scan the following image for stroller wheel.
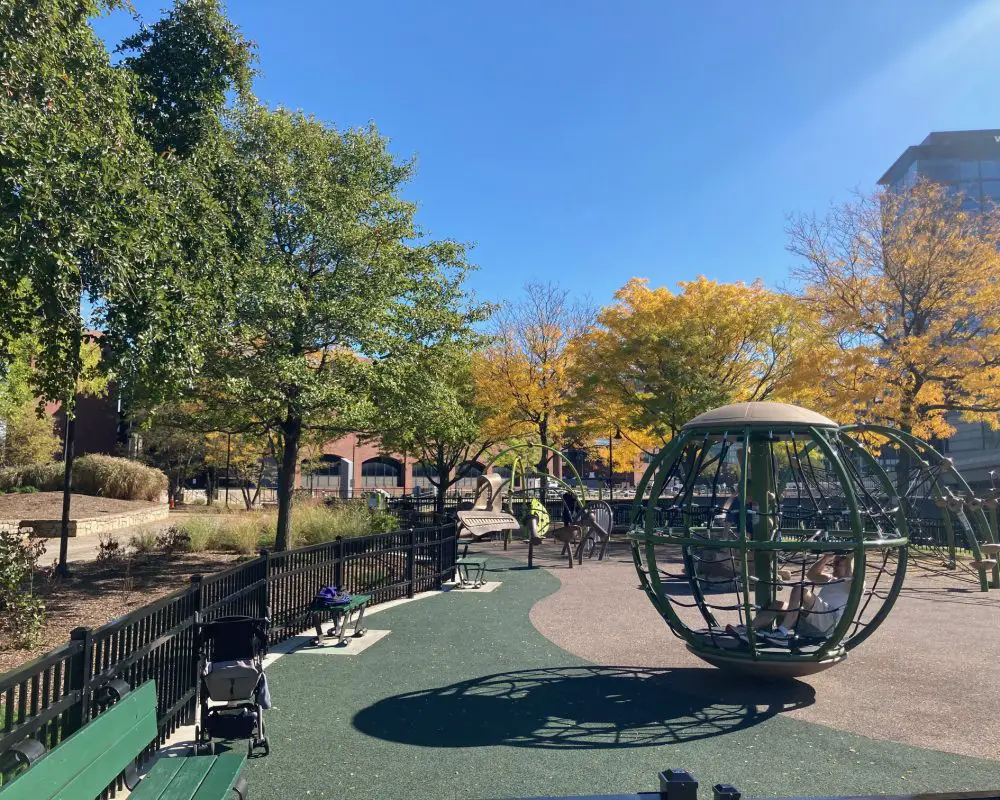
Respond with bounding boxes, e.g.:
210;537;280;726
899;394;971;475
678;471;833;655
262;737;270;756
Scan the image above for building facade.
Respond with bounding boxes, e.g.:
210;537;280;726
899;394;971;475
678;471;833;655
879;130;1000;492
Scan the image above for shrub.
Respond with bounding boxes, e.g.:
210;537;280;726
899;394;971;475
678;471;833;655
292;503;400;547
0;455;168;501
0;528;46;649
96;532;127;563
155;526;192;554
0;462;62;492
129;530;158;555
72;455;167;501
173;514;264;555
173;504;403;553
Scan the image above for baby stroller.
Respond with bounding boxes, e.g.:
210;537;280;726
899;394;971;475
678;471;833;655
194;615;271;757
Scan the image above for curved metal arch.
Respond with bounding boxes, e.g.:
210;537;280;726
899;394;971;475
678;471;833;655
843;423;996;590
485;441;587;513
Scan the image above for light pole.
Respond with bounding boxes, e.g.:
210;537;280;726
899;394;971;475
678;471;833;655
224;432;231;509
609;428;622;501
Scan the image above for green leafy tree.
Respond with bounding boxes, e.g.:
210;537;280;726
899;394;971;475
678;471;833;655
196;105;483;550
0;1;251;573
372;346;502;514
0;334;58;467
117;0;255;157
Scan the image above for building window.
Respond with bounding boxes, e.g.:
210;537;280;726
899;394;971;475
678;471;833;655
982;180;1000;204
302;455;341;490
362;456;403;488
958;160;981;181
412;461;435;488
455;461;485;491
918;159;959;183
981;160;1000;180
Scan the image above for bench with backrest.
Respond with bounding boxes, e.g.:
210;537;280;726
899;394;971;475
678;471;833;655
0;680;247;800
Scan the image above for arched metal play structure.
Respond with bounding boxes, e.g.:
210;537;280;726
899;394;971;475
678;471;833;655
628;401;1000;678
455;442;613;568
841;424;1000;592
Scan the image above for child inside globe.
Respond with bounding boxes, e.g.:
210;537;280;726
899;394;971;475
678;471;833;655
728;553;858;644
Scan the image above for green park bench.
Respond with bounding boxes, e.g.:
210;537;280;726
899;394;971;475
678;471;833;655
0;681;247;800
310;593;371;646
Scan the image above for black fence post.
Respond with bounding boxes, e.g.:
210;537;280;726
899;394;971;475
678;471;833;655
259;550;271;618
406;527;416;598
334;536;344;590
435;524;444;588
65;626;92;736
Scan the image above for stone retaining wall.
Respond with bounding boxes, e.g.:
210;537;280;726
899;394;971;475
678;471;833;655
1;503;170;538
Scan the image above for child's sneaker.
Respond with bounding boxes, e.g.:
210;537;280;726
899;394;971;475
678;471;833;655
725;623;749;643
759;625;795;647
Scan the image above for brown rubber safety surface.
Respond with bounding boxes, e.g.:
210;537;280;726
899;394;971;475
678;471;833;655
479;538;1000;761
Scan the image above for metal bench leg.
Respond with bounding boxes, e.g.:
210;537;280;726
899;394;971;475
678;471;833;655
353;605;368;636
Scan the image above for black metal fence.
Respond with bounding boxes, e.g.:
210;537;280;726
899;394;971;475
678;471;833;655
0;523;457;789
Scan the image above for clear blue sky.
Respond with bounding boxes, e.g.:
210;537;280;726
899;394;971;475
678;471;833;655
94;0;1000;306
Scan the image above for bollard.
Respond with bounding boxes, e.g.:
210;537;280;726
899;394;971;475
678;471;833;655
659;769;698;800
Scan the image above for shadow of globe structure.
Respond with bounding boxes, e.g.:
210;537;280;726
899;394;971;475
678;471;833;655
352;666;814;749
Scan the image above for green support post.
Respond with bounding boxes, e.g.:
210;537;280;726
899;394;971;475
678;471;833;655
748;434;773;612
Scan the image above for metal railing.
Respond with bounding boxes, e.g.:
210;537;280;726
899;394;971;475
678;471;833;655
0;522;458;790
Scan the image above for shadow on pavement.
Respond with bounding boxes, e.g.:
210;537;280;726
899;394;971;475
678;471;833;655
353;665;814;750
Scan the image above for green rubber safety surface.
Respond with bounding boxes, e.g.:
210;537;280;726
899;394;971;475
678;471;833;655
246;559;998;800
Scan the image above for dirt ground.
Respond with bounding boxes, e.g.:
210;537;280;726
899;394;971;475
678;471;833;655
473;536;1000;760
0;491;162;520
0;550;240;675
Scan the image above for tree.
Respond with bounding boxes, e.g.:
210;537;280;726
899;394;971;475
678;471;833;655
117;0;255;157
475;283;593;483
140;412;208;503
196;105;482;550
0;334;59;467
568;277;819;453
371;346;504;514
788;180;1000;440
204;430;273;510
0;1;251;574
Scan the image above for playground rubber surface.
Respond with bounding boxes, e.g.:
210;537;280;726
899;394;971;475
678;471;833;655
247;552;999;800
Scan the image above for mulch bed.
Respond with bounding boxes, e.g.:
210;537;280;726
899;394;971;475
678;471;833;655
0;491;161;520
0;551;240;676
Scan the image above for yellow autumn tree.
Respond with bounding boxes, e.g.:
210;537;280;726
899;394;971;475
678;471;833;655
474;283;593;475
788;179;1000;440
568;277;822;453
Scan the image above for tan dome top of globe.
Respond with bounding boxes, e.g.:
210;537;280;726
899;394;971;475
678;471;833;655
682;402;838;430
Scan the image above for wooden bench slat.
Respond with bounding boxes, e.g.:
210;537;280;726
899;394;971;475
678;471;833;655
2;682;158;800
129;756;188;800
146;756;214;798
191;755;246;800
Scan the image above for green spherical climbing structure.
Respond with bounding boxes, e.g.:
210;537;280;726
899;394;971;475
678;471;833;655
629;402;909;678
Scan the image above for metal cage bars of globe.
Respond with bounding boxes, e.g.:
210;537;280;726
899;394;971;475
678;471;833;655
627;403;910;678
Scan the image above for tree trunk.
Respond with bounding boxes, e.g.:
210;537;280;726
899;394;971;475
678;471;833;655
57;408;76;578
538;418;550;498
434;446;450;516
275;413;302;551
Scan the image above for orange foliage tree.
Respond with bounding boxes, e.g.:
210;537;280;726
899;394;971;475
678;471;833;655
788;180;1000;440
